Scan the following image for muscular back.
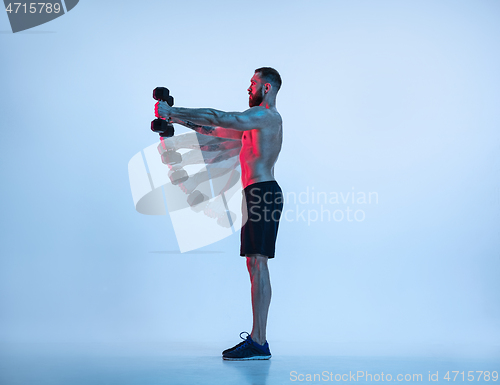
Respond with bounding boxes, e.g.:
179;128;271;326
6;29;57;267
239;108;282;188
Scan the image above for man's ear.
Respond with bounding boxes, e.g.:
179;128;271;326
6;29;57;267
264;83;271;93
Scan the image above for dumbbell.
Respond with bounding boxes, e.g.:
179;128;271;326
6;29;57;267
187;190;209;207
151;87;175;137
161;150;182;165
168;166;188;185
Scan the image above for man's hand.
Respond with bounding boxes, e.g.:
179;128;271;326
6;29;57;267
155;101;172;119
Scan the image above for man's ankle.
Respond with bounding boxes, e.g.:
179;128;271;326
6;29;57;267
251;335;266;346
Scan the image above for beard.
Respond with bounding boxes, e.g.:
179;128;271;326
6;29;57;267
249;86;264;107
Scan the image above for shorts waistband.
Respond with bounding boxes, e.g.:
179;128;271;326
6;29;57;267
243;180;280;192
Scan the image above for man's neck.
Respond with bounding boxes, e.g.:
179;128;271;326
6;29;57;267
260;97;276;109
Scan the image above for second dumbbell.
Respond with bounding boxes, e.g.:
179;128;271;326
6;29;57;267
151;87;175;137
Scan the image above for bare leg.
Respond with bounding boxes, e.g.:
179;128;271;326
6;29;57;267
246;254;271;346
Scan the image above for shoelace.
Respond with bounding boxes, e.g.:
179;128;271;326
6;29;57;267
239;331;250;340
232;331;251;351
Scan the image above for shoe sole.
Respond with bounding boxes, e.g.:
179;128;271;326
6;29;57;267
223;355;272;361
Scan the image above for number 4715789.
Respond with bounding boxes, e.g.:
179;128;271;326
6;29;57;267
5;3;62;14
443;371;498;381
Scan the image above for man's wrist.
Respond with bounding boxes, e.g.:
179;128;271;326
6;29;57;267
168;106;178;118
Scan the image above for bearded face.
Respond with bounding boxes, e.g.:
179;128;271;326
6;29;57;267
249;84;265;107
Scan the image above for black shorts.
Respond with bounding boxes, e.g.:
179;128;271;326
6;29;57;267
240;181;283;259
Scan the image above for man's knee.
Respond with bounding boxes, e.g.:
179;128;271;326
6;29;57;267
246;254;268;274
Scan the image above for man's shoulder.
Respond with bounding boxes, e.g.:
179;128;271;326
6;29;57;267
248;106;281;123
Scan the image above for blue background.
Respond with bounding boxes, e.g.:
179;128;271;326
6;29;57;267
1;0;499;358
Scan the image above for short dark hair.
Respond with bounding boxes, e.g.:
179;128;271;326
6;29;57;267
255;67;282;92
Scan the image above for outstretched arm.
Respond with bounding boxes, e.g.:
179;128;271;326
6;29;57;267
156;102;271;131
171;117;243;140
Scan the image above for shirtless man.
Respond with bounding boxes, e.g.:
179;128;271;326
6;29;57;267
156;67;283;360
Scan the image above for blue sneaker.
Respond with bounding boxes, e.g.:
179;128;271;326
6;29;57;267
222;332;272;360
